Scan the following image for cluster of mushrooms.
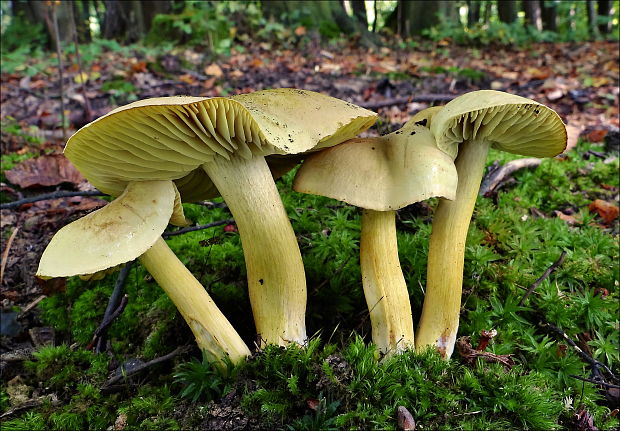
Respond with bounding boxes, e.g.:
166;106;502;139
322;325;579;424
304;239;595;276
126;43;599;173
37;89;567;366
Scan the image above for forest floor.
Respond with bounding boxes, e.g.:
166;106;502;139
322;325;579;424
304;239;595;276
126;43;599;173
1;38;619;430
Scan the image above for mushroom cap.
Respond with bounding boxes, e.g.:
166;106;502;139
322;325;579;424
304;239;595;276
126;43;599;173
430;90;567;159
37;180;186;278
293;124;457;211
64;89;377;201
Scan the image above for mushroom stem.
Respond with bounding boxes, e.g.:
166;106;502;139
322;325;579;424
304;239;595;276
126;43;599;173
139;237;251;365
360;209;414;355
416;140;491;359
202;155;307;346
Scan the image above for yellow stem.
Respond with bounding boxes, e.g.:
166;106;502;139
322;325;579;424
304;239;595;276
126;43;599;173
202;155;307;346
139;238;250;365
416;140;490;358
360;209;414;355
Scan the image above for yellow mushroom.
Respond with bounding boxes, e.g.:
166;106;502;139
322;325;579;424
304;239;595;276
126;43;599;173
48;89;377;347
38;180;250;365
294;108;456;356
415;90;567;358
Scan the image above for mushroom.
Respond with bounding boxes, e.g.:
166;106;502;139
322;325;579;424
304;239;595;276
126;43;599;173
58;89;378;347
415;90;567;358
38;180;251;365
293;109;457;355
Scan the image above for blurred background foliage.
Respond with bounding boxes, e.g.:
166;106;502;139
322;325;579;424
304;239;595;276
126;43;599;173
1;0;618;57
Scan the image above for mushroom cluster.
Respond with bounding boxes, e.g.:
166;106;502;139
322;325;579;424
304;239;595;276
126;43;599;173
38;89;566;365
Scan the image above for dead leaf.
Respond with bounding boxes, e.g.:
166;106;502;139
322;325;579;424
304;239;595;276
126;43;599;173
456;336;514;369
294;26;306;36
554;210;580;225
565;124;582;151
588;199;619;224
204;63;223;77
546;88;564;101
5;155;85;188
586;129;608;143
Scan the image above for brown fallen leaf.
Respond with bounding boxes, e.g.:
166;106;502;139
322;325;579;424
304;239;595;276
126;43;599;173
588;199;619;224
587;128;608;143
554;210;581;225
204;63;223;77
565;124;582;151
456;336;514;369
5;155;85;189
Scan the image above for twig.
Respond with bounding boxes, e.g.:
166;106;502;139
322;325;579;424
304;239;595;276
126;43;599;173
542;322;617;381
519;251;567;306
87;294;128;351
480;158;542;196
94;262;134;353
359;94;455;110
0;190;106;209
18;295;47;319
196;200;228;209
570;375;620;389
50;3;67;141
101;345;190;389
0;226;20;285
162;219;235;237
70;6;92;123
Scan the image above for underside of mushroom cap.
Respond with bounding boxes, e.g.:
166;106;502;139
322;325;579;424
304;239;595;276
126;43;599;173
37;180;186;278
293;125;457;211
430;90;567;159
64;89;377;200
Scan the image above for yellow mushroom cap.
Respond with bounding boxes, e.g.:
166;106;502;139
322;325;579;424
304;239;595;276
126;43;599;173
430;90;567;159
293;124;457;211
64;89;377;201
37;181;185;278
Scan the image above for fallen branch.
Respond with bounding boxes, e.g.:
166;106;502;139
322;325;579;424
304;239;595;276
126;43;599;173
101;345;190;390
570;374;620;389
87;294;129;352
359;94;455;110
542;322;617;382
162;219;235;237
0;395;59;420
480;158;542;197
0;190;106;209
518;251;567;306
0;226;19;285
93;262;134;353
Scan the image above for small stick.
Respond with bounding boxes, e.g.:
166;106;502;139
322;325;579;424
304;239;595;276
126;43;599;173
196;200;228;209
95;262;134;353
359;94;455;110
87;294;128;351
50;3;67;141
162;219;235;237
71;7;92;123
519;251;567;306
480;158;542;196
101;345;190;388
0;226;20;285
543;322;617;380
0;190;106;209
570;375;620;389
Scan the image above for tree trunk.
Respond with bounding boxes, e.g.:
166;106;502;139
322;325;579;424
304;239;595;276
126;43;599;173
141;0;173;32
597;0;612;34
29;0;75;50
587;0;599;37
523;0;542;30
73;0;92;43
388;0;456;37
262;0;369;39
351;0;367;27
467;0;481;27
498;0;518;23
540;0;557;31
103;0;145;42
